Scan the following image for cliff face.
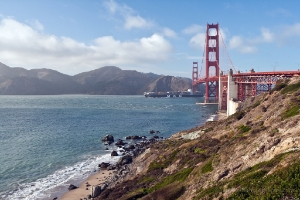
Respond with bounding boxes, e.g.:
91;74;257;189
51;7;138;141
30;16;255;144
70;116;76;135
96;77;300;200
0;63;193;95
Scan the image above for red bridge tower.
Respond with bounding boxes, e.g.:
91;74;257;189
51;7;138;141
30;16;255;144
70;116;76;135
205;23;219;103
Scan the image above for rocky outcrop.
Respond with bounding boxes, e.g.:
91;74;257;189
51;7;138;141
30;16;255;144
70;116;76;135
102;135;114;142
95;76;300;200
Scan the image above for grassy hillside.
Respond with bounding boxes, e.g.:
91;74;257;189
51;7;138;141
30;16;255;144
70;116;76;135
96;76;300;200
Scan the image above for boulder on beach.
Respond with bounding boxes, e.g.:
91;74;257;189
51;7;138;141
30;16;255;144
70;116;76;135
68;184;78;191
107;165;116;170
98;162;110;169
117;155;133;165
102;135;114;142
91;185;102;198
111;150;118;156
128;144;135;150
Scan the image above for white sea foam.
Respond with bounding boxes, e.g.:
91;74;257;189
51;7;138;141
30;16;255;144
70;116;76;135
2;152;120;200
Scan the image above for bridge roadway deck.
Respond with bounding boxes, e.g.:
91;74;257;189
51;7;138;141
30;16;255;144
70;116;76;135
194;70;300;85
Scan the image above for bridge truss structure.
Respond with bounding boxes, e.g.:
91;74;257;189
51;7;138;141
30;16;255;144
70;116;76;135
192;23;300;110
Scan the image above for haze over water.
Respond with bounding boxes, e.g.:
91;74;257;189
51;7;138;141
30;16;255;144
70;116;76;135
0;95;217;199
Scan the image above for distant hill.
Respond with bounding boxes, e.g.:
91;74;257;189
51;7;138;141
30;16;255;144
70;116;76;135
0;62;200;95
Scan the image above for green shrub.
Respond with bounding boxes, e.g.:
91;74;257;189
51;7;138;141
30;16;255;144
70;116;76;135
143;182;185;200
194;148;206;154
281;82;300;94
195;153;289;199
148;149;180;171
201;159;213;173
147;167;193;193
272;82;288;92
252;100;261;108
238;125;251;133
281;105;300;120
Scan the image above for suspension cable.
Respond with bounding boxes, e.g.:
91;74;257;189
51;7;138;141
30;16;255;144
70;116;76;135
219;28;237;73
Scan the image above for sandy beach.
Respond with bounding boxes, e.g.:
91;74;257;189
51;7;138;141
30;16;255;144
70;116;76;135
60;169;115;200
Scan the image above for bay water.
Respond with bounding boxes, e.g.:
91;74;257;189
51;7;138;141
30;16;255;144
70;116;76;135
0;95;217;199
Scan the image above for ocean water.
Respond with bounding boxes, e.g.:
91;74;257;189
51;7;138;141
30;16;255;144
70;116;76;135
0;95;218;200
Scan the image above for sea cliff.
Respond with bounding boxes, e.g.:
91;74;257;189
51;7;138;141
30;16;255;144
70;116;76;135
66;76;300;199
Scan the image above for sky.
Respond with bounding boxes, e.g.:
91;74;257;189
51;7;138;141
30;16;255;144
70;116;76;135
0;0;300;78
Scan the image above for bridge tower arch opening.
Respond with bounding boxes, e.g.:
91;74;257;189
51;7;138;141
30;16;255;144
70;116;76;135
192;62;199;92
205;23;220;103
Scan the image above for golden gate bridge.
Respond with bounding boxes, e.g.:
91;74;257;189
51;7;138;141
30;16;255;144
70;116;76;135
192;23;300;114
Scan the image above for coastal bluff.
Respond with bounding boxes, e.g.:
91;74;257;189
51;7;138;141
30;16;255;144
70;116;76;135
89;77;300;199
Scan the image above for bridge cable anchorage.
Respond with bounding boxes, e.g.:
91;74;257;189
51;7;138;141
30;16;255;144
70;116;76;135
219;28;237;73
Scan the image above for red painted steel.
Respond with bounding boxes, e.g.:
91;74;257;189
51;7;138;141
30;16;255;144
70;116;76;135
205;23;219;103
192;62;198;92
192;22;300;105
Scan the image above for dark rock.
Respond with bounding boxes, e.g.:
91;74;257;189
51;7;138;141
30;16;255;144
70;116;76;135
126;135;142;140
156;131;160;134
217;169;230;181
150;130;155;134
102;135;114;142
118;155;133;165
128;144;135;150
107;165;116;170
258;145;265;154
100;183;108;191
87;194;92;199
104;141;113;145
115;139;126;146
111;150;118;156
53;198;57;200
68;184;78;190
98;162;110;169
91;185;102;198
153;135;159;139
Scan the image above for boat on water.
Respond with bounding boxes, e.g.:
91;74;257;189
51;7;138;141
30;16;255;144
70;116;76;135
144;89;203;98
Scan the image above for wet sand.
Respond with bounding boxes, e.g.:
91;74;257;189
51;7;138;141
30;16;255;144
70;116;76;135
60;169;115;200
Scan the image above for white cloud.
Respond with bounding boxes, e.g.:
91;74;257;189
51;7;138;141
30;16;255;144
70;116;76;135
189;33;206;50
281;23;300;37
26;19;44;31
228;27;275;54
0;18;173;75
162;27;177;38
124;15;153;30
103;0;119;14
240;46;257;54
229;36;243;49
103;0;153;30
261;27;274;42
182;24;204;35
229;36;256;54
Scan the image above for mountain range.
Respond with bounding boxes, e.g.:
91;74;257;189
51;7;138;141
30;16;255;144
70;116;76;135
0;62;201;95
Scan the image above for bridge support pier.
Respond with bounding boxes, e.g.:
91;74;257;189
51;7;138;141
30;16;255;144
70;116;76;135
227;69;239;116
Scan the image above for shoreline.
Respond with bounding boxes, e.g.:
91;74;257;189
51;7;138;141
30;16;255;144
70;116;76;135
60;169;115;200
56;137;157;200
57;112;226;200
